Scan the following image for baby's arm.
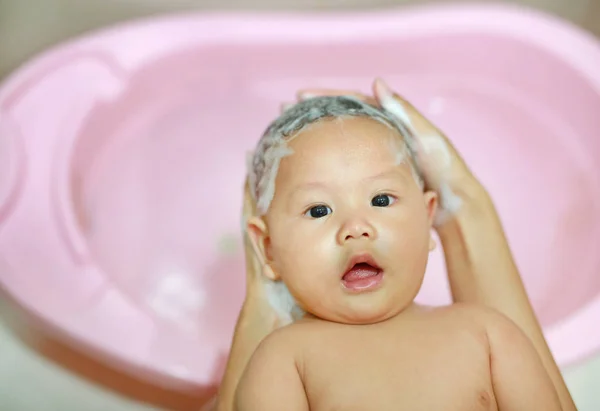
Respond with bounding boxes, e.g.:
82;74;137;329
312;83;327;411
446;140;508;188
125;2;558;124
234;330;309;411
484;308;563;410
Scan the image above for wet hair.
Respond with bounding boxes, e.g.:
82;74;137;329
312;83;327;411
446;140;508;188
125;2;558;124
248;95;421;215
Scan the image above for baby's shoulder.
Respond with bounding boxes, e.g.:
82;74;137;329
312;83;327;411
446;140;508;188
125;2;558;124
419;303;523;343
254;319;321;359
452;303;519;328
423;302;509;323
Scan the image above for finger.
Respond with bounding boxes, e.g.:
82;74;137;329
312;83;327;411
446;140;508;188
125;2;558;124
373;78;440;135
242;177;257;219
296;89;378;105
372;79;449;188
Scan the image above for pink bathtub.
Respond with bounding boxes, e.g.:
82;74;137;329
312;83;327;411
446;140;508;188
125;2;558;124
1;2;599;397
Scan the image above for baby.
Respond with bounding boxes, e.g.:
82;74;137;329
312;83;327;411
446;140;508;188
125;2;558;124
236;96;561;410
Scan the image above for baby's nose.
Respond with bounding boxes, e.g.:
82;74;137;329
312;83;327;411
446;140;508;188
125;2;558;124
337;218;377;244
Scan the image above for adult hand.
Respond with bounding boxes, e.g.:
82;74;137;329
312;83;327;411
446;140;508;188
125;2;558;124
214;179;282;411
241;177;262;296
286;78;490;226
240;177;280;321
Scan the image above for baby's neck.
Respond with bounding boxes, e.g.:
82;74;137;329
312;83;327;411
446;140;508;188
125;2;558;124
298;302;426;326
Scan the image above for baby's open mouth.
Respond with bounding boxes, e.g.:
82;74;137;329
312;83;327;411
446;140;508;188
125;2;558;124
343;262;381;281
342;255;384;292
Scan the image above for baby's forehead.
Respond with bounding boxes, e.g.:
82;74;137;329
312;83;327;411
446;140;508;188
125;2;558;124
250;96;419;215
290;115;404;145
284;116;405;164
278;118;411;181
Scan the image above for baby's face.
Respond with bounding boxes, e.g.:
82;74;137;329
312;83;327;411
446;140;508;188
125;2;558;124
254;117;437;324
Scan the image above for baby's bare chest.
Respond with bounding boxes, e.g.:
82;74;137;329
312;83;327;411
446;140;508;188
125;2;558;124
300;322;497;411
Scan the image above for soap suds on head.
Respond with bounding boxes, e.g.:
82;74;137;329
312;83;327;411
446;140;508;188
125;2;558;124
378;92;413;127
385;130;407;167
418;134;462;225
248;95;422;215
435;182;463;226
377;92;461;226
420;134;452;169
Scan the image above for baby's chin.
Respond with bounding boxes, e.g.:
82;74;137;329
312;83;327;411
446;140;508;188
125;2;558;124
301;299;411;325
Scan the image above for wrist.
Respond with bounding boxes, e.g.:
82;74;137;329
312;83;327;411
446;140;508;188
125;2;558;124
240;292;279;332
434;179;520;294
435;181;496;233
455;177;492;206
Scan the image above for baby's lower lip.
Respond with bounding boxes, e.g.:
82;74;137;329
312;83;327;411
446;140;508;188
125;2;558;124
341;270;384;292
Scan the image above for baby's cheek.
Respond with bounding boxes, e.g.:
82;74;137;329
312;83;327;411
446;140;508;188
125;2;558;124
379;216;428;254
281;246;326;282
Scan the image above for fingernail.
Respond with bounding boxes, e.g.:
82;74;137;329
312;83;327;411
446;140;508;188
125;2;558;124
375;77;392;95
374;78;395;104
375;81;411;126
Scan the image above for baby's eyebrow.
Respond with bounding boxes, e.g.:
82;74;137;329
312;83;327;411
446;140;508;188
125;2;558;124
290;181;328;195
290;169;409;196
364;168;410;183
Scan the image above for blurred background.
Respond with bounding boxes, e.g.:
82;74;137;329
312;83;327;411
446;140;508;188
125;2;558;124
2;0;600;81
1;0;600;410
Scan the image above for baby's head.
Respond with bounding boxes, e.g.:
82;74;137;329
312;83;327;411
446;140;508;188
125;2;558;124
247;96;437;324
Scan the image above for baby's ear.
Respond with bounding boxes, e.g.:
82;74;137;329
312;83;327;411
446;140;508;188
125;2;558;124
423;190;438;224
423;190;438;251
246;216;280;281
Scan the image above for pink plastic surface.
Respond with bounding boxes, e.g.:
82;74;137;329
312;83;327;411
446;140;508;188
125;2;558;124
1;3;600;390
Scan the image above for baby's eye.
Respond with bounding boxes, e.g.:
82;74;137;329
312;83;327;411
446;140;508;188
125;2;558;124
305;205;332;218
371;194;395;207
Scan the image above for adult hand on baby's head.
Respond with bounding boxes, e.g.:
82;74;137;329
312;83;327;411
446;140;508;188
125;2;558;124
241;178;290;327
287;78;489;226
242;178;266;297
213;181;281;411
